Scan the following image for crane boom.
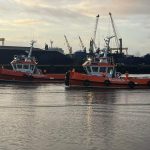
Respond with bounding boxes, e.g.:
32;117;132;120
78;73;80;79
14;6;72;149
64;35;72;54
109;12;119;49
79;36;85;50
93;14;100;44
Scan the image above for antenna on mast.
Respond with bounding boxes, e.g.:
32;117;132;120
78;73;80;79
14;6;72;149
28;40;36;58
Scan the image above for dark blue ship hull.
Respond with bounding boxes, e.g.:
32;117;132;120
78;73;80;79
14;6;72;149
0;46;150;74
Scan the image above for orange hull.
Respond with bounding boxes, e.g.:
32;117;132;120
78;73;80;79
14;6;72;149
0;68;65;83
65;71;150;89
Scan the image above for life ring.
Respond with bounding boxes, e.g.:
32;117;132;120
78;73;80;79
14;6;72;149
104;80;111;86
128;81;135;89
116;72;122;78
65;71;70;86
83;80;90;86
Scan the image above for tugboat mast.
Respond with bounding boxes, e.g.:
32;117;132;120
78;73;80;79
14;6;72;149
28;40;36;58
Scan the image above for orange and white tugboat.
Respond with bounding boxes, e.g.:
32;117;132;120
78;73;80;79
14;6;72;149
0;41;65;83
65;37;150;89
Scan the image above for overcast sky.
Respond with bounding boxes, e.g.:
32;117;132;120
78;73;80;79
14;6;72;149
0;0;150;55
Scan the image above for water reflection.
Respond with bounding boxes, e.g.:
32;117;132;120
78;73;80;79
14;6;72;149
65;88;118;105
0;84;150;150
65;88;150;150
84;89;117;104
84;90;117;149
65;88;119;149
65;88;150;105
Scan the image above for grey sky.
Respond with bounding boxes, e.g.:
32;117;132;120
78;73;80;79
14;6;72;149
0;0;149;55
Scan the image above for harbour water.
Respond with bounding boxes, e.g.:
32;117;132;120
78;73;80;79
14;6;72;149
0;83;150;150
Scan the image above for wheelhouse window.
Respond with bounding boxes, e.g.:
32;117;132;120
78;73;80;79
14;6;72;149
87;66;91;73
100;67;106;73
13;64;16;69
17;64;22;69
30;65;34;70
92;66;99;72
23;65;29;69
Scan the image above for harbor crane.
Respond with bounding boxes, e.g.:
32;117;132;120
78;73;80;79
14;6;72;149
64;35;72;54
109;12;128;54
109;12;120;50
79;36;86;52
104;36;115;51
93;14;100;46
89;14;100;53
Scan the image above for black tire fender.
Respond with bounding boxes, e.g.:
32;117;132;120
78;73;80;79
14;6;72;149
27;75;33;80
24;74;33;80
128;81;135;89
147;81;150;88
104;80;111;86
83;80;90;86
65;71;70;86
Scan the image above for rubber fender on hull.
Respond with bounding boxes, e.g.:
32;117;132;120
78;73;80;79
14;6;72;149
83;80;90;86
65;71;70;86
128;81;135;89
28;75;33;80
104;80;111;86
147;81;150;88
24;74;33;80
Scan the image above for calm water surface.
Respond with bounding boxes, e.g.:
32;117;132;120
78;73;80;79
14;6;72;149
0;83;150;150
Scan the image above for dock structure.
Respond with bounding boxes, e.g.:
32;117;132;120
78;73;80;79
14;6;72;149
0;38;5;46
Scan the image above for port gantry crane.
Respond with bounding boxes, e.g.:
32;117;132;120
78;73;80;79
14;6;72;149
79;36;86;52
64;35;72;54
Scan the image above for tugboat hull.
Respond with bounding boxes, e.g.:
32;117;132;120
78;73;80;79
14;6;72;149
65;71;150;89
0;68;65;83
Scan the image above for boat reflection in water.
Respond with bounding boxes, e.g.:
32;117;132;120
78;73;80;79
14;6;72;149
0;82;150;150
65;87;150;150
